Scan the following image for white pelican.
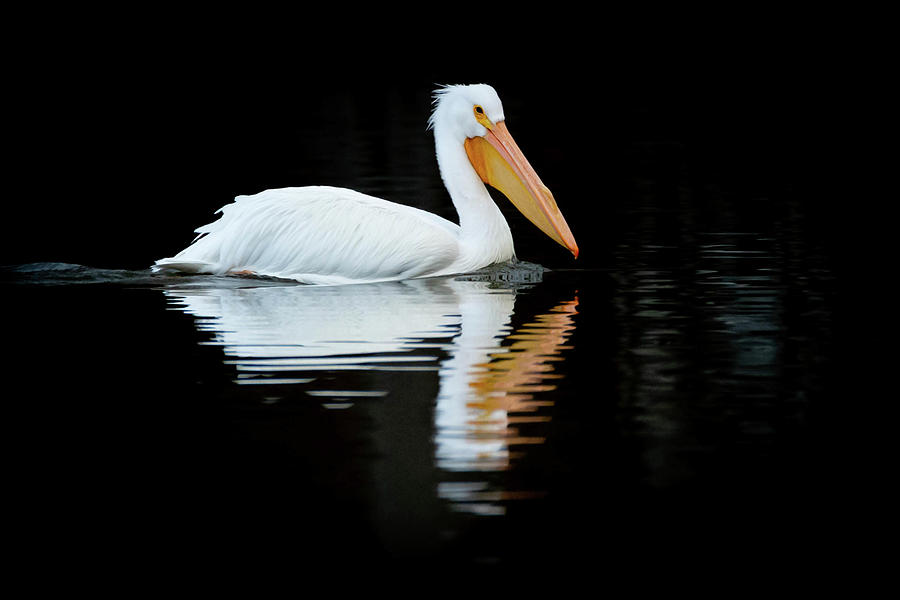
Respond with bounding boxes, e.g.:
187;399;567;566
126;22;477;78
153;84;578;285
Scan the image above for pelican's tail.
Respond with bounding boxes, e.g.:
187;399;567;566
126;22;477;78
151;257;218;274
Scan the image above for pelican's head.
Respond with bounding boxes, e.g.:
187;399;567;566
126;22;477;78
429;84;578;258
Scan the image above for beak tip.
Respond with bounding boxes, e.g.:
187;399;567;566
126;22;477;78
571;245;579;259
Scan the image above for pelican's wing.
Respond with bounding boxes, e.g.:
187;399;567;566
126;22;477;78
153;186;460;284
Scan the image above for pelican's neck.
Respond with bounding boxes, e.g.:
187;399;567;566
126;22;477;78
434;127;515;267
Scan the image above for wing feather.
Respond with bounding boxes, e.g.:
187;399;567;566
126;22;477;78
154;186;460;284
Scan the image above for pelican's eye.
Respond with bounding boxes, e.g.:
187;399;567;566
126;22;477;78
473;104;493;129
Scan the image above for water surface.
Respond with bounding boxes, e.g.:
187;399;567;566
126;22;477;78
4;242;839;572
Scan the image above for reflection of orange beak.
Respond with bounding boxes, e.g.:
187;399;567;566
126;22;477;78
465;121;578;258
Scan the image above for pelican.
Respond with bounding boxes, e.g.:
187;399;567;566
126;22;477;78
153;84;578;285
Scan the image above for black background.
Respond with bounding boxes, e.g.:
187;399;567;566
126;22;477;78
3;10;855;275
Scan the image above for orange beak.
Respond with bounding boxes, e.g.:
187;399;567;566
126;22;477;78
465;120;578;258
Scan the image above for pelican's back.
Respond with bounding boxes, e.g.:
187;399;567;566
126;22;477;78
153;186;460;285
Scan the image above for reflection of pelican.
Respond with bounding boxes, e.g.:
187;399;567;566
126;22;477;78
153;84;577;285
163;277;508;373
163;274;577;514
435;296;579;476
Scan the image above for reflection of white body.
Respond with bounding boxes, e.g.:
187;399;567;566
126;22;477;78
168;278;468;360
165;277;515;471
165;277;511;361
153;84;577;284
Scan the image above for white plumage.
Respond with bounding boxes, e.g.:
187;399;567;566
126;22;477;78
155;186;462;285
153;84;576;285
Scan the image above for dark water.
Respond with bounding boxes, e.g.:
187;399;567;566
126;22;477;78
3;249;842;573
3;72;852;581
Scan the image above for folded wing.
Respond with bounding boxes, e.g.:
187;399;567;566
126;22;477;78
154;186;461;285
